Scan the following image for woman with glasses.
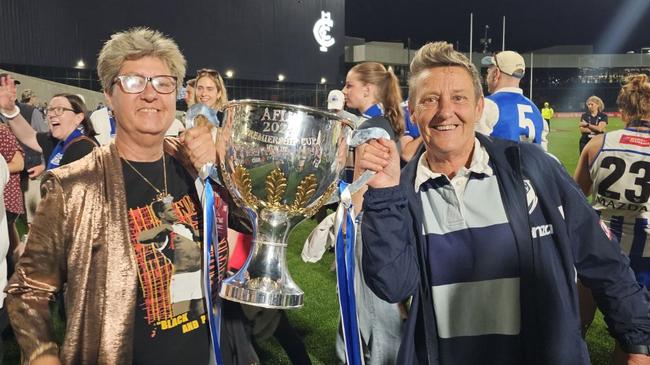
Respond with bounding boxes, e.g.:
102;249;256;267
1;27;257;365
194;68;228;111
6;93;97;171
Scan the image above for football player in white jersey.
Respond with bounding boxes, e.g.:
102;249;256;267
575;73;650;364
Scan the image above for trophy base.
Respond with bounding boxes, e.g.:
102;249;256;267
220;281;304;309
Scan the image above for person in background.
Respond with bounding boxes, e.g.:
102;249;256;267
574;74;650;364
477;51;548;150
0;78;26;250
185;78;196;109
89;106;117;145
399;100;423;165
357;40;650;365
194;69;228;111
0;155;10;365
541;101;554;127
579;95;608;154
0;77;46;234
339;61;404;365
7;93;98;170
20;89;38;107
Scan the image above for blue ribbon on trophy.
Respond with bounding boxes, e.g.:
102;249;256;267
188;104;224;365
332;126;390;365
334;181;363;365
202;181;224;365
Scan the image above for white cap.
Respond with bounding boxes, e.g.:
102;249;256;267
327;90;345;111
481;51;525;78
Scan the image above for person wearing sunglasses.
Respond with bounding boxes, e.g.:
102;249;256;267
3;27;252;365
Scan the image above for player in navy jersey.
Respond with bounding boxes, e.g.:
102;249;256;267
477;51;548;150
575;74;650;364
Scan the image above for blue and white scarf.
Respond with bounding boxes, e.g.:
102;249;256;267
46;127;85;170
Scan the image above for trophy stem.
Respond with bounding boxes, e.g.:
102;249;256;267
220;236;304;309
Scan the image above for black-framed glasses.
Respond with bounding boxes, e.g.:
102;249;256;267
112;75;177;94
45;106;76;116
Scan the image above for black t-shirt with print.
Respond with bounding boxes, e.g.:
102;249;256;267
122;154;211;365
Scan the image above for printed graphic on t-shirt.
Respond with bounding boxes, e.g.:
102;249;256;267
128;194;213;338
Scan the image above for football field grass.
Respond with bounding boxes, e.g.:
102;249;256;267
3;117;627;364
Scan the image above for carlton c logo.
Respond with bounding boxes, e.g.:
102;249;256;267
313;11;335;52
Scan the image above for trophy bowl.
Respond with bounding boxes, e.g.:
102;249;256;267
219;100;353;309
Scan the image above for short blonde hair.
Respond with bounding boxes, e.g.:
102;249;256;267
409;42;483;104
97;27;186;95
586;95;605;112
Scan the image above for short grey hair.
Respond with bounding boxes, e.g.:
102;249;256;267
408;41;483;103
97;27;186;95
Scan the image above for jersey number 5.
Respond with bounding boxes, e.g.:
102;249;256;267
517;104;536;143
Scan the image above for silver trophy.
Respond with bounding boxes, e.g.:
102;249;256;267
218;100;387;309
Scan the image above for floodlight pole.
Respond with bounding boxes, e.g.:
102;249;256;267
529;52;534;99
502;16;506;51
469;13;473;62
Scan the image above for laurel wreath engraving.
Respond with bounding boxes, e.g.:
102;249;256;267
291;174;317;212
230;165;335;216
233;165;258;209
265;168;288;209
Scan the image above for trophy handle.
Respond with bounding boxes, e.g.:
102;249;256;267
344;127;391;195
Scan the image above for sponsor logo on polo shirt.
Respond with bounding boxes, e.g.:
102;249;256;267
531;224;554;238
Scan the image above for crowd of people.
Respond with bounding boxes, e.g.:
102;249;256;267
0;26;649;365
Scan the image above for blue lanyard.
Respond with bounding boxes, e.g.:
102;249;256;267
334;181;364;365
202;180;224;365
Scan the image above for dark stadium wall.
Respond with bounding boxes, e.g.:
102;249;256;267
0;0;345;84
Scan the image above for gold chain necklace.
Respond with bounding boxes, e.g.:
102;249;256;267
122;153;172;203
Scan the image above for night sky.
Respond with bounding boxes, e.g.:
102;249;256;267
346;0;650;54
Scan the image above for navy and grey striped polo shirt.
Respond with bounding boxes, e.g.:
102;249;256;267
415;138;522;365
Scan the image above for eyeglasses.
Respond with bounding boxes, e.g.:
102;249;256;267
45;106;76;116
112;75;177;94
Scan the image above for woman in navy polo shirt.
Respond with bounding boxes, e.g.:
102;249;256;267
579;95;608;154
